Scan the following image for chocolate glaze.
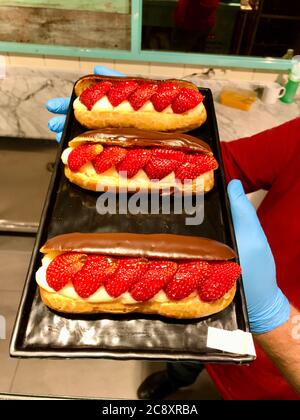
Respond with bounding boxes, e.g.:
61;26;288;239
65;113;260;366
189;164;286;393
74;74;198;97
41;233;236;261
69;128;212;154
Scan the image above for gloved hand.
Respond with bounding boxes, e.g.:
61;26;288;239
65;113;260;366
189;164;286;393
227;179;290;334
46;66;124;142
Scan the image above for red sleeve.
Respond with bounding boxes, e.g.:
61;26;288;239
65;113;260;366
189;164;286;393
174;0;219;30
221;117;300;193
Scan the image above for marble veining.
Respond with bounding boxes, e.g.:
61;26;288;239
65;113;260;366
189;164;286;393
0;66;299;142
183;74;300;141
0;67;81;139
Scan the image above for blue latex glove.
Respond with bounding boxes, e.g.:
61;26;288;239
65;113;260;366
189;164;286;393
46;66;124;142
227;179;290;334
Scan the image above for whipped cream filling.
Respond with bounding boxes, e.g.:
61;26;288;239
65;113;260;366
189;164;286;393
62;147;209;192
36;252;181;304
74;96;204;116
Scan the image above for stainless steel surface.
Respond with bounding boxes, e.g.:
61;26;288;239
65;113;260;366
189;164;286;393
0;392;87;400
0;233;36;289
0;137;57;233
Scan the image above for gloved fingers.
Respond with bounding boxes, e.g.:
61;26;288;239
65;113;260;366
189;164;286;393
227;179;271;250
55;132;63;142
94;65;125;77
46;97;70;114
48;115;66;134
228;179;259;226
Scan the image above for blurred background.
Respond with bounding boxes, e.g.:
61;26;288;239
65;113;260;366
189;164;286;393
0;1;298;56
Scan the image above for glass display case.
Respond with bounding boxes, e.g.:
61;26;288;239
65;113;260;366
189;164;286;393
0;0;298;70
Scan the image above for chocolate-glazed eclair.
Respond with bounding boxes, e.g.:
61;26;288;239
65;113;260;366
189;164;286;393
73;75;207;132
36;233;241;319
61;128;218;193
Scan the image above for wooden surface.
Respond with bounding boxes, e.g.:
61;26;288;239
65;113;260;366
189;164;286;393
0;1;130;13
0;6;131;49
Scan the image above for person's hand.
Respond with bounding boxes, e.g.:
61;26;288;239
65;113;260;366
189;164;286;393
227;179;290;334
46;66;124;142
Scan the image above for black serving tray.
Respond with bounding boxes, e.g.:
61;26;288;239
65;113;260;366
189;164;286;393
10;86;254;363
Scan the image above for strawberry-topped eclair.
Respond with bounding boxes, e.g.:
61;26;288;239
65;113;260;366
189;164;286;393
36;233;241;319
61;128;218;193
73;75;207;132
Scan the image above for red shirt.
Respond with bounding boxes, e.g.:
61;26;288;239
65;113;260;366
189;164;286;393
174;0;219;31
207;117;300;400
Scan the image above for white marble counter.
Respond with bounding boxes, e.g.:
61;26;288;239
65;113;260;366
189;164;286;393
0;67;81;139
183;75;300;142
0;67;299;141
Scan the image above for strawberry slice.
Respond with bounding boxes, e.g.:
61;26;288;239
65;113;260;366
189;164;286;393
128;83;158;110
198;261;241;302
145;159;179;180
68;143;103;172
107;80;139;107
93;146;127;174
79;81;113;110
148;148;185;162
151;82;179;112
46;252;86;291
171;88;203;114
105;258;149;298
72;255;118;298
117;148;152;178
165;261;210;301
130;260;177;302
144;148;185;180
175;154;218;182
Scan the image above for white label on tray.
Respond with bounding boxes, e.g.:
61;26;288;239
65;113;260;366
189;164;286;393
0;56;5;79
207;327;256;356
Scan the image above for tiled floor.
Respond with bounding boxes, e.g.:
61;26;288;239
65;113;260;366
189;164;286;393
0;234;220;400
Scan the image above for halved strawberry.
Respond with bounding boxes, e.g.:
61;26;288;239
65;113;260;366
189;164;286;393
72;255;118;298
79;81;113;110
151;82;179;112
144;159;177;180
165;261;210;301
93;146;127;174
198;261;241;302
190;154;218;172
68;143;103;172
130;260;177;301
107;80;139;107
144;148;185;180
117;148;152;178
171;88;203;114
46;252;86;291
105;258;149;297
175;154;218;182
149;148;185;162
128;83;158;110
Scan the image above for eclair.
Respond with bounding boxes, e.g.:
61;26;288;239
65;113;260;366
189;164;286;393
61;128;218;193
36;233;241;319
73;75;207;132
